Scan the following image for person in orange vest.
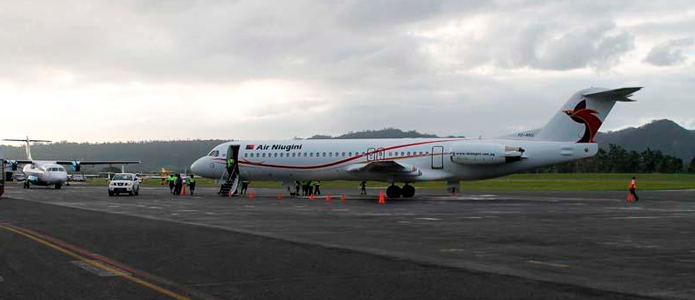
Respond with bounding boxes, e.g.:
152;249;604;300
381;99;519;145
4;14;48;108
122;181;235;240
629;176;639;202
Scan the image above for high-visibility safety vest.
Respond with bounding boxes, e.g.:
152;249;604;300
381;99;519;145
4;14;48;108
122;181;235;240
629;180;636;189
168;176;175;182
226;158;234;167
188;177;196;184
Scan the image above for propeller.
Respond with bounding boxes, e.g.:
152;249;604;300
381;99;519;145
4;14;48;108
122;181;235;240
72;160;81;172
9;160;18;171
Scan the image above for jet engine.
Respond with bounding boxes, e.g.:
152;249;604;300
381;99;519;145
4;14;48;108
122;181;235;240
450;143;525;165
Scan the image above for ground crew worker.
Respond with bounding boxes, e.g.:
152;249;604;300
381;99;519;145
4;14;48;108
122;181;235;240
302;181;311;196
314;181;321;196
309;181;316;196
241;180;249;195
188;174;196;196
174;174;183;195
167;175;176;193
294;181;301;196
226;157;235;176
629;176;639;202
360;181;367;195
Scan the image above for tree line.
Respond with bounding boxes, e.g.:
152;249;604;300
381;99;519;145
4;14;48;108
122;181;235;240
539;144;695;174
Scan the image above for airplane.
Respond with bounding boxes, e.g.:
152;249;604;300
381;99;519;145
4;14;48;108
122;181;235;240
190;87;642;198
2;137;141;189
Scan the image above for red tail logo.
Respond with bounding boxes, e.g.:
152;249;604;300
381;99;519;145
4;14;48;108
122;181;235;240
563;100;601;143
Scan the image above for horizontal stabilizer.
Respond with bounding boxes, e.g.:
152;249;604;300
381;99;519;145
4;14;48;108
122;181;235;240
582;87;642;102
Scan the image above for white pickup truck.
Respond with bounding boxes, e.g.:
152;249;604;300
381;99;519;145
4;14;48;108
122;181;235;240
108;173;140;196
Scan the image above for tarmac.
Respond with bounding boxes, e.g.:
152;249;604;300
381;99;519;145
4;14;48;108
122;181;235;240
1;182;694;300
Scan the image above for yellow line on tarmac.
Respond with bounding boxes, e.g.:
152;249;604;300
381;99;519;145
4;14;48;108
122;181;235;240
0;224;192;300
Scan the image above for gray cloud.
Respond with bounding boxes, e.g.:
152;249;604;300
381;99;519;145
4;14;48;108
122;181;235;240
0;0;694;141
644;38;694;66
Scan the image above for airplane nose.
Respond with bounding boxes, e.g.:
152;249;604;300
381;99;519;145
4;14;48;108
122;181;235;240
190;157;205;176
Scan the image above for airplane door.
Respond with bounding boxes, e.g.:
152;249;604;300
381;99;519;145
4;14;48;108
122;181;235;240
431;146;444;169
227;145;240;173
366;148;376;161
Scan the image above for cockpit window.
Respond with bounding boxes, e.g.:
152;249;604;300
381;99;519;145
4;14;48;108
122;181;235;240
208;150;220;157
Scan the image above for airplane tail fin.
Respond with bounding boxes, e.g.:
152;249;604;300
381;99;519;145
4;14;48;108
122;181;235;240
2;137;52;161
536;87;641;143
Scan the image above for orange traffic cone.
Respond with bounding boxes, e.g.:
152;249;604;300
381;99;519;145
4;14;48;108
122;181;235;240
309;193;315;200
626;192;634;203
278;192;283;200
378;190;385;204
325;194;332;202
181;185;187;196
340;194;346;202
249;191;256;200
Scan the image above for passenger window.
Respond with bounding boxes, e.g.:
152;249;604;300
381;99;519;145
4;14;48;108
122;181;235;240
274;153;278;157
310;153;313;157
407;151;411;156
316;152;320;157
329;152;332;157
304;153;308;157
292;153;296;158
348;152;352;156
262;153;266;158
322;152;326;157
244;153;248;158
342;152;345;157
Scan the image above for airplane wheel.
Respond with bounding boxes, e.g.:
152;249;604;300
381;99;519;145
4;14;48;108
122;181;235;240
55;183;62;189
386;185;402;199
402;185;415;198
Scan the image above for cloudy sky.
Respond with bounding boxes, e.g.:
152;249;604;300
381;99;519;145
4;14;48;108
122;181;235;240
1;0;694;142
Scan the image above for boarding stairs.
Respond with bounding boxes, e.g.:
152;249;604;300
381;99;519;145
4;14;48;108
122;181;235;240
219;170;240;196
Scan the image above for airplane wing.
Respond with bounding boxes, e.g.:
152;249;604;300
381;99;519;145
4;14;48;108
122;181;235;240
345;160;422;177
3;159;33;164
54;160;141;165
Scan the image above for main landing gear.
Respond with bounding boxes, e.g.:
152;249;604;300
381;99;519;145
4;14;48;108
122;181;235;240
386;183;416;199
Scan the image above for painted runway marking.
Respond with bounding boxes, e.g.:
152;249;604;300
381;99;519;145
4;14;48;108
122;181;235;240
72;260;129;277
0;223;198;300
527;260;570;268
415;217;441;221
440;249;465;252
0;275;3;283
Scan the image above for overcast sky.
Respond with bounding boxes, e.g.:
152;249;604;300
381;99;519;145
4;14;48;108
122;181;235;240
1;0;694;142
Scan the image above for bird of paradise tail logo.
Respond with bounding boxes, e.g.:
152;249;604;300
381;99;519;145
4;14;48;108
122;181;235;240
563;100;601;143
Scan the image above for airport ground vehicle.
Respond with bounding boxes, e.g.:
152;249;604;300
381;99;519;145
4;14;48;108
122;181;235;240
13;172;26;181
108;173;140;196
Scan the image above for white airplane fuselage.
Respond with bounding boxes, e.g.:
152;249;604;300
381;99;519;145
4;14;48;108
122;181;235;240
191;138;596;182
22;161;68;186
